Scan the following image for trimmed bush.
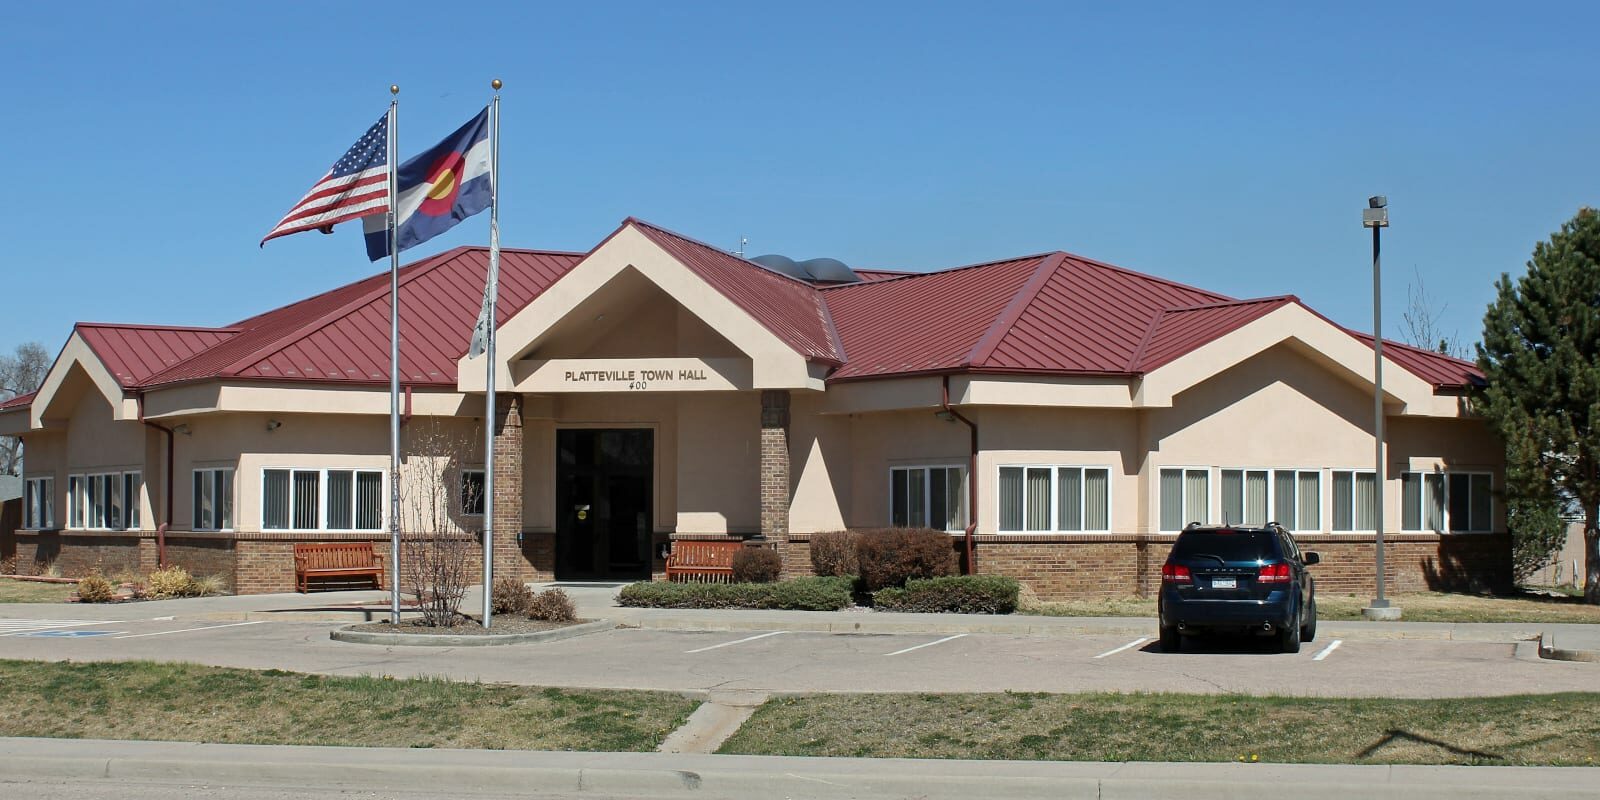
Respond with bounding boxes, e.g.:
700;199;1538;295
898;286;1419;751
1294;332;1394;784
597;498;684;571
618;576;853;611
75;574;117;603
490;577;534;615
527;588;577;622
808;531;859;577
853;528;959;591
144;566;198;599
730;547;783;583
872;575;1020;614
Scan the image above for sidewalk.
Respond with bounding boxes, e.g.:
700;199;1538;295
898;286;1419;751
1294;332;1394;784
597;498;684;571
3;737;1596;800
5;582;1599;658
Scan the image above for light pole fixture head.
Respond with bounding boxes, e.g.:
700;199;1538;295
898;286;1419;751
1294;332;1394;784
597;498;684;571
1363;195;1389;228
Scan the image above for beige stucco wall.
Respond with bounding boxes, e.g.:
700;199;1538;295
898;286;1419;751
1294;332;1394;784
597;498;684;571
978;406;1142;535
669;392;755;533
845;408;974;530
789;391;850;533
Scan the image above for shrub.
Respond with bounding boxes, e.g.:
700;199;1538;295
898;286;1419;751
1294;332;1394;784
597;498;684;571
491;577;534;615
187;574;227;597
0;556;16;576
527;588;577;622
618;576;853;611
75;574;117;603
853;528;959;591
144;566;198;599
808;531;859;577
872;575;1020;614
731;547;783;583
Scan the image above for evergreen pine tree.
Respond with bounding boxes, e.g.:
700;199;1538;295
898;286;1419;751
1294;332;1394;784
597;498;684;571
1478;207;1600;603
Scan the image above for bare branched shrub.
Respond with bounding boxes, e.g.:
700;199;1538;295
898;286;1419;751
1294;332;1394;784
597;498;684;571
491;576;533;615
527;588;576;622
400;418;482;627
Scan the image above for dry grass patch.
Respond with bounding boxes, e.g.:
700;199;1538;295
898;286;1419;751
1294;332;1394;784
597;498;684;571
721;692;1600;766
0;578;76;604
0;660;695;752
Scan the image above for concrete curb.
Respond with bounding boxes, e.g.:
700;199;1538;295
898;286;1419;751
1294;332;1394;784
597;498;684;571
329;618;613;647
1;738;1597;800
1538;631;1600;663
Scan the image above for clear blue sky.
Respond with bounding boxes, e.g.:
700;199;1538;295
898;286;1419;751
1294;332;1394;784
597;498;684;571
3;2;1596;358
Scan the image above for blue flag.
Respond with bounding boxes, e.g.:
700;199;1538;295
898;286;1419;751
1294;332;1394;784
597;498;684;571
364;108;491;261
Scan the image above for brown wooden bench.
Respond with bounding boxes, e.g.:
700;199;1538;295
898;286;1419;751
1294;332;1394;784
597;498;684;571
293;542;384;593
664;540;744;583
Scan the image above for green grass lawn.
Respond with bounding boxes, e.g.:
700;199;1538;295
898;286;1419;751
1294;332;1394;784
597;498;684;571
1022;590;1600;624
0;578;76;604
0;660;697;752
721;692;1600;766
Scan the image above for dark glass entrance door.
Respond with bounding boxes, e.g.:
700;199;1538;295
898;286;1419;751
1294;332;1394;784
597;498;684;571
556;429;653;580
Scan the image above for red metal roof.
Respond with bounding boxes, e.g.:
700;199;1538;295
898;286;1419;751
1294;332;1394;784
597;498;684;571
627;219;844;364
76;323;239;387
1347;332;1483;390
852;268;916;282
823;255;1051;379
1131;297;1295;372
140;247;583;388
0;391;34;411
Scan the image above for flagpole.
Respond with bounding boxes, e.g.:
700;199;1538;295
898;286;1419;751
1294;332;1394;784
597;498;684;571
482;80;502;629
387;84;403;626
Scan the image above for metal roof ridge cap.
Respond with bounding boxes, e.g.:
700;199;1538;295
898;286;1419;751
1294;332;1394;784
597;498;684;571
75;321;243;334
815;251;1063;292
1158;295;1298;314
1057;249;1235;303
1124;309;1170;373
69;325;137;389
211;247;464;379
627;217;828;294
962;252;1068;368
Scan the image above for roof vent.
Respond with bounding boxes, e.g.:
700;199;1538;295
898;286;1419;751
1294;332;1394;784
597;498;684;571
750;254;862;285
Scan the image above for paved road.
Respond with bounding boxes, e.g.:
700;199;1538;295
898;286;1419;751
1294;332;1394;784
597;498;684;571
0;612;1592;697
5;738;1598;800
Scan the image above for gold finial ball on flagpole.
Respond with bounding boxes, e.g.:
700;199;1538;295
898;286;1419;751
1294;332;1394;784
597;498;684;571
390;84;399;95
492;79;502;91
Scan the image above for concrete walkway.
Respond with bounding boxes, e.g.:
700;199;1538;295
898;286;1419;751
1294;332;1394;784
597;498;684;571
2;737;1596;800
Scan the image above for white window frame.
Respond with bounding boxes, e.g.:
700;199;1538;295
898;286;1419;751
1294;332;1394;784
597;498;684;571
1330;469;1379;533
890;464;969;533
460;468;486;517
995;464;1113;534
1158;466;1211;533
260;467;385;533
1445;470;1494;534
24;475;54;529
64;470;141;531
1270;468;1323;533
193;467;236;532
1219;467;1272;527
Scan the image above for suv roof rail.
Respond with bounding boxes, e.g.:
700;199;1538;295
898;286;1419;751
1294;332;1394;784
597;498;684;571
1184;521;1204;530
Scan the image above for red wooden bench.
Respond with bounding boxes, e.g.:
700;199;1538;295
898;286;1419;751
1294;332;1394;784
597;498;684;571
293;542;384;593
664;540;744;583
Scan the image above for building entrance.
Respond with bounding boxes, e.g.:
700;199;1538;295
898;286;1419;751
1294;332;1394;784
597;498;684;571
555;428;653;580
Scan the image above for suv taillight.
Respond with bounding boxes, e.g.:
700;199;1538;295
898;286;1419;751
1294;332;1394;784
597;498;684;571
1257;563;1291;583
1162;564;1192;584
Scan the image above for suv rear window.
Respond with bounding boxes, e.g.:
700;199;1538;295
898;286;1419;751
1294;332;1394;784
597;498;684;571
1170;530;1279;562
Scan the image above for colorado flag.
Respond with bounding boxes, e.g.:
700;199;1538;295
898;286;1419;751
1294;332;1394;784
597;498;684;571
364;108;491;261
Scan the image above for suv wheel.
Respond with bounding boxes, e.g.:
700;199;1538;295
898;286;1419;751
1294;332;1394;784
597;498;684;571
1301;598;1317;643
1159;624;1180;652
1279;609;1302;654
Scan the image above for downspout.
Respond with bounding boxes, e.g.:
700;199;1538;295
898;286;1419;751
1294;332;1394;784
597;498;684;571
941;375;979;575
136;393;172;569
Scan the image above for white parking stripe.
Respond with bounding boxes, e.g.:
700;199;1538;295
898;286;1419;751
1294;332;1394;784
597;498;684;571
113;621;265;640
1093;637;1149;659
0;620;109;637
1312;639;1343;661
884;634;967;657
684;630;788;654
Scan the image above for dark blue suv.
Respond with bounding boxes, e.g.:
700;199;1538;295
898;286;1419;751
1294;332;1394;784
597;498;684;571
1158;523;1319;653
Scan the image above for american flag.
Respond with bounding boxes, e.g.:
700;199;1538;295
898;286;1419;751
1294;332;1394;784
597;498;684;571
261;113;391;246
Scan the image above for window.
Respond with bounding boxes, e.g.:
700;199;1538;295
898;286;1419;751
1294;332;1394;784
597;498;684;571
64;471;141;530
1405;471;1491;533
1159;468;1209;532
1331;470;1377;531
1271;470;1321;532
891;466;967;531
461;469;485;516
263;468;381;531
1220;469;1269;526
193;468;235;531
24;476;54;529
998;465;1110;533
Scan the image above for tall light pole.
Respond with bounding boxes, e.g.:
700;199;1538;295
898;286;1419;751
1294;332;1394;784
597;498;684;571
1362;196;1401;621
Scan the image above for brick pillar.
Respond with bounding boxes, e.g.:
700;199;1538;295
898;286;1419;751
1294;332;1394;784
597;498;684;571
491;393;530;581
760;391;791;569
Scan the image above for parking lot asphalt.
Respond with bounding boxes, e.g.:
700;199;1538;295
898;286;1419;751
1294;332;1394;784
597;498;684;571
0;610;1593;698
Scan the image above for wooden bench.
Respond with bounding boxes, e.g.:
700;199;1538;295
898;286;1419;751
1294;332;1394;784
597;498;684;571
293;542;384;593
664;540;744;583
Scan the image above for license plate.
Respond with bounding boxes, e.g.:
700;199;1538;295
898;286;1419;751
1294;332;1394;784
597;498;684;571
1211;577;1237;589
